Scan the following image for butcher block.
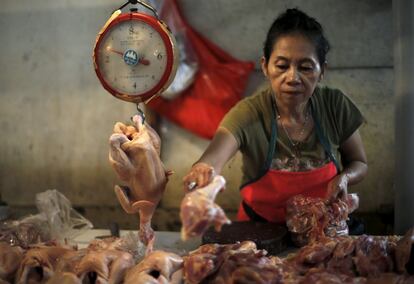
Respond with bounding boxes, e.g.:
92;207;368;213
202;221;290;255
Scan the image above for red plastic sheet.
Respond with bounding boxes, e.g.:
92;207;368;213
148;0;255;139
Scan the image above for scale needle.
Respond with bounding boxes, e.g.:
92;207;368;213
106;47;150;66
138;58;150;65
107;47;124;56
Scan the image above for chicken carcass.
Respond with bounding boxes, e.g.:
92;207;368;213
54;249;86;276
182;241;285;284
124;250;183;284
394;227;414;274
53;237;135;284
15;244;75;284
46;272;82;284
183;241;257;284
76;248;134;284
0;242;24;283
180;175;231;241
109;114;171;253
353;235;394;277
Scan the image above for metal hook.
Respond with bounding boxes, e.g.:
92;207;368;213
115;0;160;19
134;103;145;124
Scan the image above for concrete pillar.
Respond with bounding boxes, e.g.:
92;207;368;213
394;0;414;234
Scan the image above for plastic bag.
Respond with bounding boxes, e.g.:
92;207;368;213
35;189;93;242
147;0;254;139
142;0;198;100
0;190;93;247
150;0;199;100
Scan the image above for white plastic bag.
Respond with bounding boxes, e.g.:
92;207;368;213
35;189;93;242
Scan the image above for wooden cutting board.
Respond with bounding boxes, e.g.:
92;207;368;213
202;221;289;255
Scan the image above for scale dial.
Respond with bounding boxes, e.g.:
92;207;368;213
93;12;178;103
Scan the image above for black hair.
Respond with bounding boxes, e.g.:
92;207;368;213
263;8;330;65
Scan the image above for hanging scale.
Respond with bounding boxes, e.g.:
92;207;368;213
93;0;179;120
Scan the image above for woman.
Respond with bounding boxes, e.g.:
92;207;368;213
183;8;368;223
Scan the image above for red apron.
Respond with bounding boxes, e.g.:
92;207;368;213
237;98;340;223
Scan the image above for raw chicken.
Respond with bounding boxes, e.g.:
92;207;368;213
109;114;171;254
182;241;286;284
76;248;134;284
298;269;366;284
326;236;356;276
0;242;24;283
46;272;81;284
180;175;230;241
124;250;183;284
15;244;75;284
394;227;414;274
285;234;401;281
353;235;394;277
54;249;86;275
209;248;284;284
52;237;135;284
183;241;257;284
286;194;359;246
15;236;135;284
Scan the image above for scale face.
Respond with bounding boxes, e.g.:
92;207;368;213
93;11;178;103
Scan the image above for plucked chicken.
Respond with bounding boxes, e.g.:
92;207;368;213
109;114;171;254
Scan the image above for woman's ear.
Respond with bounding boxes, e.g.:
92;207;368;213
261;56;268;77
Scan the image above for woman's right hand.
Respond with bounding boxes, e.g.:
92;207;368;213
183;162;216;193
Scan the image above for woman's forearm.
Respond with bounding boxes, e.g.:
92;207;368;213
183;127;239;190
341;160;368;186
194;127;239;174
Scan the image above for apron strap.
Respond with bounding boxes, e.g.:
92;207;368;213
263;98;278;171
240;95;277;189
241;97;277;222
310;101;340;172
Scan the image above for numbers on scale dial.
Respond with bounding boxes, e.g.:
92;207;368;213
99;20;168;95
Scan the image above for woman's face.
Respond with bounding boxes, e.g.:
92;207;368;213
261;33;324;107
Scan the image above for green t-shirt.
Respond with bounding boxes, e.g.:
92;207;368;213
220;85;364;186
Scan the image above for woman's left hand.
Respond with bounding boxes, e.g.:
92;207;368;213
326;173;349;202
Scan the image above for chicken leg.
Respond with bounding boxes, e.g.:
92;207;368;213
180;175;231;240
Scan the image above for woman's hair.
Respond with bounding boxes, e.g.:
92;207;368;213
263;8;330;65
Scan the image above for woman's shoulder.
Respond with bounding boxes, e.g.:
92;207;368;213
313;85;347;102
312;84;364;144
220;84;272;147
312;85;357;112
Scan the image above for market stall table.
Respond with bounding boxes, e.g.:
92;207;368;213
72;229;201;254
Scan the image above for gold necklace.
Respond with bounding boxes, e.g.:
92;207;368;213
277;111;310;147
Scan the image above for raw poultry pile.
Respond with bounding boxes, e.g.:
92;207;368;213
1;229;413;283
286;194;359;246
105;116;413;283
2;117;412;283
